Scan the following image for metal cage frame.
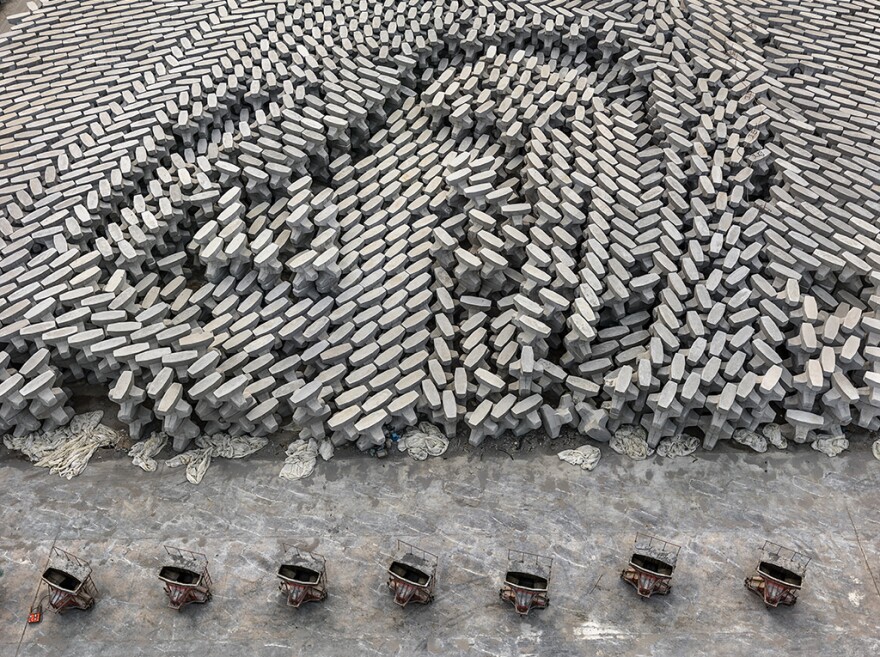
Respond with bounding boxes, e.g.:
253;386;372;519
158;545;213;611
39;546;98;615
744;540;811;608
387;539;438;607
621;533;682;599
277;543;328;608
499;549;553;615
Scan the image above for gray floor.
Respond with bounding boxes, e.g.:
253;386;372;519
0;1;878;655
1;437;878;657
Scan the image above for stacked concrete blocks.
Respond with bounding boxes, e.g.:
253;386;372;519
0;0;879;458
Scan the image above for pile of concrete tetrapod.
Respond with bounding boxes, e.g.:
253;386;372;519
0;0;879;462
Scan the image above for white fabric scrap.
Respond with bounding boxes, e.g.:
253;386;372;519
166;433;268;484
398;422;449;460
165;448;212;484
557;444;601;471
732;429;768;453
762;423;788;449
3;411;120;479
280;438;318;480
128;432;168;472
318;439;334;461
656;435;700;458
811;436;848;457
609;425;654;460
3;428;68;461
196;433;267;458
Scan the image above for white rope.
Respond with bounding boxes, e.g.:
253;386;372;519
398;422;448;460
279;438;318;480
2;411;120;479
609;425;654;460
3;429;68;461
166;433;268;484
656;435;700;458
557;444;601;470
128;432;168;472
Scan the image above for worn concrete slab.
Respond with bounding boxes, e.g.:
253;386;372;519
1;438;879;656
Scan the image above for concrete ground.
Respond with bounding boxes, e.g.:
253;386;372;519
1;434;879;657
0;1;878;655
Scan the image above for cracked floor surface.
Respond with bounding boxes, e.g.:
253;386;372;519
1;437;878;656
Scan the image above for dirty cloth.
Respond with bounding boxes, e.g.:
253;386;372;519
165;449;212;484
166;433;268;484
279;438;319;480
319;438;334;461
398;422;449;460
732;429;767;453
609;425;654;460
656;435;700;458
762;423;788;449
128;432;168;472
557;444;601;470
811;436;848;457
2;411;119;479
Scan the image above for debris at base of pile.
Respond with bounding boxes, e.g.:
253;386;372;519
733;429;768;453
811;436;848;457
129;432;168;472
873;439;880;461
557;444;601;471
166;434;268;484
610;425;654;460
166;448;212;484
3;428;68;462
656;435;700;458
2;411;119;479
280;438;319;480
762;424;788;450
398;423;449;461
198;434;268;459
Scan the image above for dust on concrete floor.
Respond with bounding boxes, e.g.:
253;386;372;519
1;437;879;657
